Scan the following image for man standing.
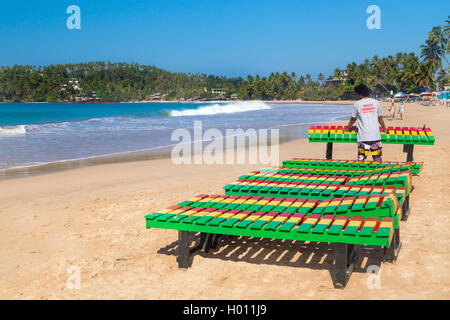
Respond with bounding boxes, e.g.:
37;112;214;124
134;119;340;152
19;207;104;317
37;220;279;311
345;84;387;161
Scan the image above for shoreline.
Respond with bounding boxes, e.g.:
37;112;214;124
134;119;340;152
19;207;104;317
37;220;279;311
0;100;410;181
0;120;348;181
0;101;353;180
1;99;356;105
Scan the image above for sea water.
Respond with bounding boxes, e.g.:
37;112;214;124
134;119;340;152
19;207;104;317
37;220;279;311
0;101;352;175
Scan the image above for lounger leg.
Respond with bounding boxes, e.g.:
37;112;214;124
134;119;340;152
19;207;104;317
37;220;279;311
401;195;410;221
188;233;221;255
405;144;414;162
334;243;356;288
210;234;221;250
326;142;333;160
384;228;402;263
178;230;192;268
202;233;213;253
202;233;222;252
190;232;208;254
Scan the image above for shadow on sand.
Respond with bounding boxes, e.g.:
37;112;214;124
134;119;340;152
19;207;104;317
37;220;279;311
157;234;384;285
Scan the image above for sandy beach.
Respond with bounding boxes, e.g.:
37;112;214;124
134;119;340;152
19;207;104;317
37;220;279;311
0;102;449;299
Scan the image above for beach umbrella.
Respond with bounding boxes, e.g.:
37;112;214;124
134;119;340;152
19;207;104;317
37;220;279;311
420;92;432;95
394;92;407;97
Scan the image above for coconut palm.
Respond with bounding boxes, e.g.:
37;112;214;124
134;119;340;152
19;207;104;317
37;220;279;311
444;16;450;37
333;68;341;80
420;26;447;75
318;73;324;83
416;62;434;89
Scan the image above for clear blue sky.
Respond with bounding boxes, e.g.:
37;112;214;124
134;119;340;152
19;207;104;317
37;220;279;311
0;0;448;78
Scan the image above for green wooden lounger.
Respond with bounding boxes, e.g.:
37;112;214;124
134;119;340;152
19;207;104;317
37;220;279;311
145;193;401;288
281;159;423;175
307;125;435;145
223;167;412;221
233;170;412;189
307;126;434;161
223;182;410;220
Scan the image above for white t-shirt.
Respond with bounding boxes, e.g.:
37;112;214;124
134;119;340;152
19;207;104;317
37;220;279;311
352;98;382;142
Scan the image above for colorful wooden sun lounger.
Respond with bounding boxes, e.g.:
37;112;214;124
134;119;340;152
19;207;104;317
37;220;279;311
223;181;407;206
226;167;412;217
281;158;423;175
173;192;400;222
308;125;434;162
227;170;412;190
146;194;401;288
308;125;435;145
263;165;417;177
223;181;410;221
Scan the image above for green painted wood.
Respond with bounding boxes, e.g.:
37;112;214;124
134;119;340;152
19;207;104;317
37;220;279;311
146;218;393;247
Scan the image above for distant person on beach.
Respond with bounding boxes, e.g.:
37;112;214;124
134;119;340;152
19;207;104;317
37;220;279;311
398;102;405;120
389;102;396;120
344;84;387;162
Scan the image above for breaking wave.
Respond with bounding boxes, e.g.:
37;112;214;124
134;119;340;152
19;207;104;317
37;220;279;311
0;125;27;136
168;101;272;117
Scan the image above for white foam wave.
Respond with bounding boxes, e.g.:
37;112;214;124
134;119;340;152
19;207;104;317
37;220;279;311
0;125;27;136
0;116;168;137
169;101;272;117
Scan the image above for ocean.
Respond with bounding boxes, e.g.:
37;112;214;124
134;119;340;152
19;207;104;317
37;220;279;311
0;101;352;178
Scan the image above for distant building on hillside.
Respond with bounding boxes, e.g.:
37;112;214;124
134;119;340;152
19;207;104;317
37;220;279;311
229;93;238;100
149;92;161;100
68;78;81;91
211;88;226;94
324;79;343;86
324;69;348;86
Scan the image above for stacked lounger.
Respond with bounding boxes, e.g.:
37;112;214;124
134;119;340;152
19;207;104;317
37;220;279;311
145;157;422;288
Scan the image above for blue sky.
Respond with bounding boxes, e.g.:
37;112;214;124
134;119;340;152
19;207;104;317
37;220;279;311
0;0;448;78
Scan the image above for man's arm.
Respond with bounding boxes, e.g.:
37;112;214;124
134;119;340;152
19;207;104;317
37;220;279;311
344;117;356;132
378;116;387;132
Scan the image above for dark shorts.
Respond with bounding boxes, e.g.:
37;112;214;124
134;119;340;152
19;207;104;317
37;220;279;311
357;140;382;161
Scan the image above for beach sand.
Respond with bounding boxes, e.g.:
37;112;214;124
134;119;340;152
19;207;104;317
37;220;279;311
0;102;449;299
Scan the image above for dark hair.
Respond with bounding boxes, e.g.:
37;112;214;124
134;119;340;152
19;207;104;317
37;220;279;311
354;84;371;97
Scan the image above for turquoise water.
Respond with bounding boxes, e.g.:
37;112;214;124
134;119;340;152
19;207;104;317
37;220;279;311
0;102;185;126
0;101;352;171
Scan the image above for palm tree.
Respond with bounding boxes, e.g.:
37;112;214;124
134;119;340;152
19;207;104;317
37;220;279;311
444;17;450;56
401;53;421;87
420;26;447;74
305;74;312;86
444;16;450;37
297;76;305;90
436;69;449;90
346;62;357;84
318;73;324;84
333;68;341;80
416;62;434;89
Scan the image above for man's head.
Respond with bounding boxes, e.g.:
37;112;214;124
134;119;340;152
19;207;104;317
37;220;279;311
354;84;371;99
